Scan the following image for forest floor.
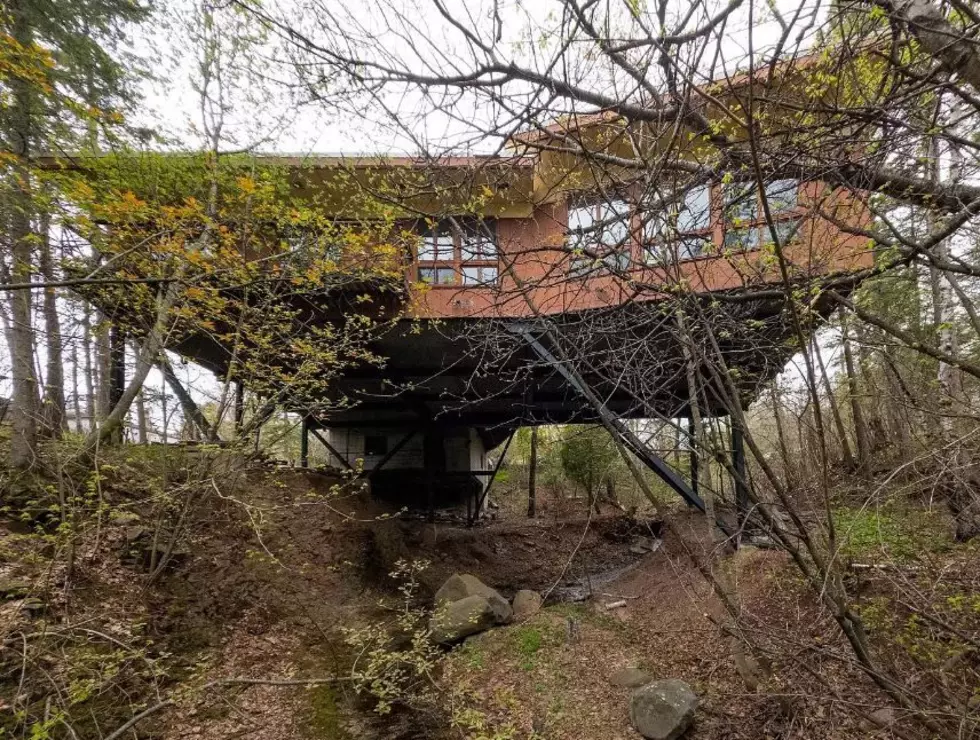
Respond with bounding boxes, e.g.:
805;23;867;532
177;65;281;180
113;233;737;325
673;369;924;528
0;448;971;739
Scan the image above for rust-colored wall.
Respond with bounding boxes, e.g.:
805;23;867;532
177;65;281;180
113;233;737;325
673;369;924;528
408;181;873;320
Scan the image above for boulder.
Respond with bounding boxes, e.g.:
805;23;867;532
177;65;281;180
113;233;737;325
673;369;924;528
512;589;542;620
430;594;496;644
629;679;699;740
0;579;31;600
610;666;652;688
629;536;662;555
435;574;512;624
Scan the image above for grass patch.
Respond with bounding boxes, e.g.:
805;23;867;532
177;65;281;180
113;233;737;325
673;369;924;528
833;505;951;562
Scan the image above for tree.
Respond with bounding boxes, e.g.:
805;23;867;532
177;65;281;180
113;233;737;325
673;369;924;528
0;0;149;469
559;426;617;511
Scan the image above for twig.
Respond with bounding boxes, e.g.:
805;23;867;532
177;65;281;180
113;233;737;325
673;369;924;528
103;676;349;740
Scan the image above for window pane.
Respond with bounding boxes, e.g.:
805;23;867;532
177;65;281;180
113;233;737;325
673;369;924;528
761;218;801;246
678;236;707;260
678;185;710;232
724;182;756;226
724;227;760;249
568;205;596;248
569;256;592;276
599;199;630;247
461;222;498;260
765;180;798;213
641;209;671;242
603;250;631;271
419;223;454;261
463;266;498;285
435;268;456;285
419;267;436;283
419;239;438;261
641;243;667;265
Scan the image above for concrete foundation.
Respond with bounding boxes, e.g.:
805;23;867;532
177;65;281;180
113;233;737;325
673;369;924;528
320;425;493;511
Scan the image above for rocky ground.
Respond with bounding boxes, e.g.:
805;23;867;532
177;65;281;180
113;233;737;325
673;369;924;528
1;457;969;739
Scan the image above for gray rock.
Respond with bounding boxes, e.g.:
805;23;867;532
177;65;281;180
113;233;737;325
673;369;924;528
512;589;542;620
629;679;699;740
869;707;898;727
0;579;31;600
629;536;662;555
435;574;512;624
610;666;652;688
430;594;496;644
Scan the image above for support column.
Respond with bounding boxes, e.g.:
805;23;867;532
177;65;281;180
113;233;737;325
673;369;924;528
234;381;245;435
108;324;125;444
732;420;749;530
690;443;700;502
300;417;309;468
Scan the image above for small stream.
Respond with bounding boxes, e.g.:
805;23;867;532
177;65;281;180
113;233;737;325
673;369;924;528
548;547;655;603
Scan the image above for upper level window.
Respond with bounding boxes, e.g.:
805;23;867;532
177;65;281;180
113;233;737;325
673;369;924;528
567;197;631;275
724;179;800;249
417;218;498;286
641;184;712;264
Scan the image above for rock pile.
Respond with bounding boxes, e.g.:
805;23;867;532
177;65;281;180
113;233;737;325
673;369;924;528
429;574;543;644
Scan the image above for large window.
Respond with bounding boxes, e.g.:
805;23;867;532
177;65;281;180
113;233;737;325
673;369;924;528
417;219;499;286
567;197;631;275
640;184;712;264
724;179;800;249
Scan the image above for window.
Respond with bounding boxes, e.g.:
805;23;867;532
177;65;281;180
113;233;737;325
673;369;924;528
641;184;712;264
568;198;630;249
419;267;456;285
723;179;800;249
765;179;798;213
462;265;498;285
567;197;632;275
364;434;388;456
416;218;499;286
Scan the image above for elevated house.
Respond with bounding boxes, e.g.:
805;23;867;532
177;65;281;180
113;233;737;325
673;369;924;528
82;56;877;515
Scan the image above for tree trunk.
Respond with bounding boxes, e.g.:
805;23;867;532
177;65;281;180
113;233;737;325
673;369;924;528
157;353;220;442
4;8;40;469
841;317;871;470
96;312;111;424
38;211;65;437
811;333;856;471
70;326;82;434
135;389;148;444
527;426;538;518
83;306;96;433
78;282;181;460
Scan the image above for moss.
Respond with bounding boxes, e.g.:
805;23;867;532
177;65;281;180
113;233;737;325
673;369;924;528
308;681;350;739
833;505;952;562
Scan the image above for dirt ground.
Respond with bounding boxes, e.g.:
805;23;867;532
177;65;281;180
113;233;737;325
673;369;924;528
0;462;933;739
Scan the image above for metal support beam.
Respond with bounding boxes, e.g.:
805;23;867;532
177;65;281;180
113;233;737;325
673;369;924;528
469;431;515;526
309;426;354;471
690;443;700;502
510;323;707;513
732;421;749;528
300;417;309;468
234;381;245;435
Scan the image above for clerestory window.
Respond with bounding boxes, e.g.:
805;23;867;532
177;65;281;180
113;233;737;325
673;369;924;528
416;218;499;286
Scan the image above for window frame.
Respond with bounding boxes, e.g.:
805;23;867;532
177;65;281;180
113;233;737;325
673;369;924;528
415;217;500;287
639;183;714;266
723;179;802;250
566;195;633;276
